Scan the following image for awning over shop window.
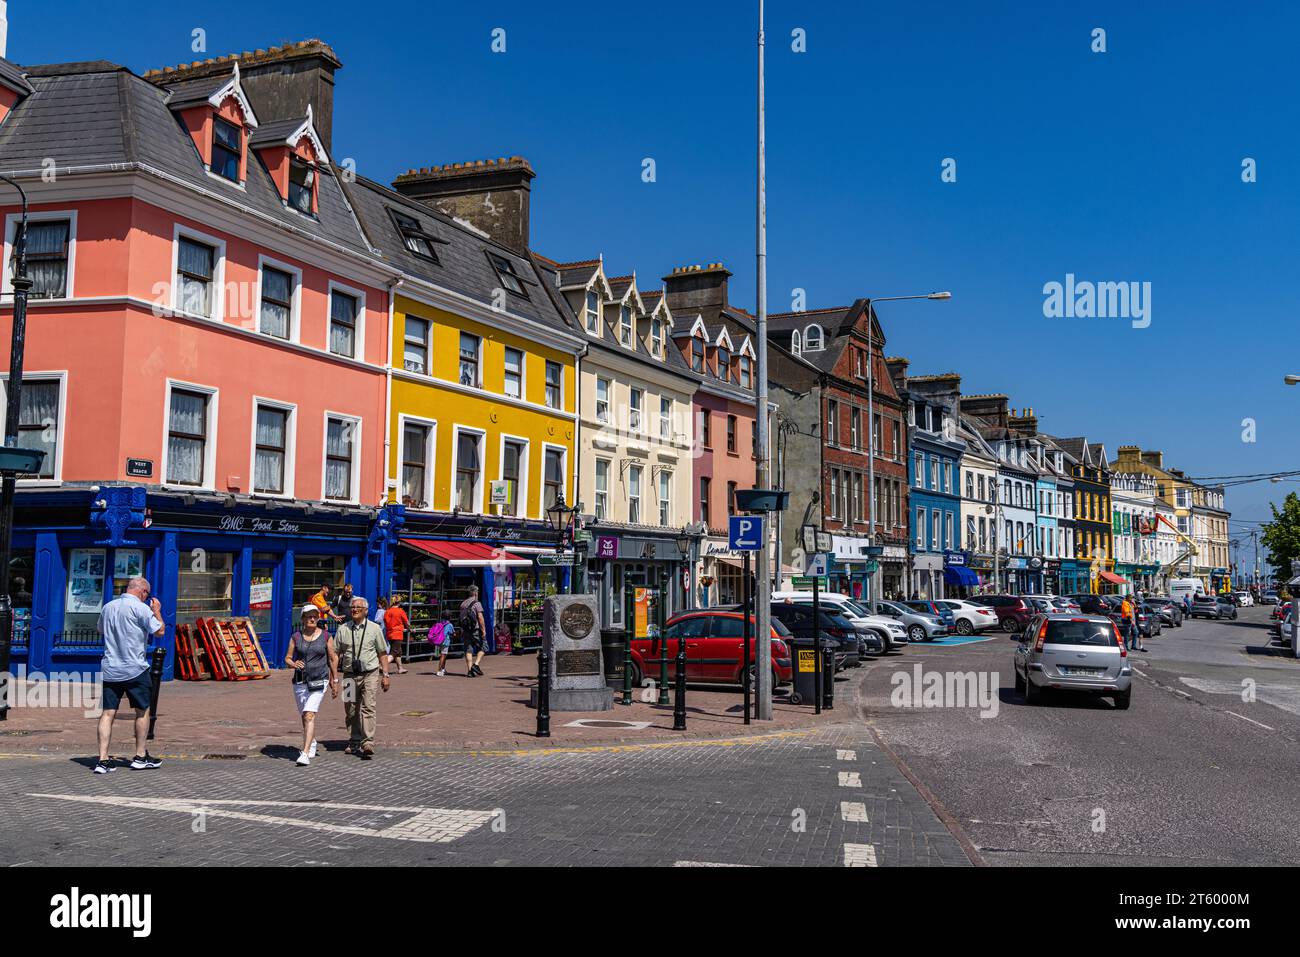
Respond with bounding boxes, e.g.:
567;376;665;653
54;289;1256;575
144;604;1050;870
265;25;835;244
943;565;980;586
399;538;533;568
1099;571;1128;585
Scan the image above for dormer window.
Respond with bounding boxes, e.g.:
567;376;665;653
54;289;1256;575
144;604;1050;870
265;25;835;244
585;290;600;332
620;305;632;346
791;330;802;355
488;252;527;299
691;336;705;372
288;158;316;214
804;324;824;351
717;344;731;382
391;210;439;262
212;118;242;182
651;317;663;356
739;353;752;388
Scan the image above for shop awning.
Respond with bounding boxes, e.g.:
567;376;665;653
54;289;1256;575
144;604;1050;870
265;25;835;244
1099;571;1128;585
399;538;533;568
943;565;980;586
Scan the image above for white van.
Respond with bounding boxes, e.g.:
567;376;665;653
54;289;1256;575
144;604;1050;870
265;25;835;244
770;591;907;652
1169;578;1203;604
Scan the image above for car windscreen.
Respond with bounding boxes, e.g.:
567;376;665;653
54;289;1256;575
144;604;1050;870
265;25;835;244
840;599;871;617
1043;619;1117;647
822;612;857;629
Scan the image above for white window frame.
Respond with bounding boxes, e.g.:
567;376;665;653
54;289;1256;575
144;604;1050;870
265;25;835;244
321;411;362;505
541;442;568;516
595;377;611;424
594;457;611;521
254;254;302;342
402;314;432;376
503;346;526;400
914;452;924;488
0;370;68;485
326;279;367;362
497;433;530;518
450;424;486;514
658;469;672;525
932;508;941;550
629;387;644;433
3;210;78;300
396;414;436;509
915;506;925;549
585;289;601;333
628;463;644;524
945;511;953;551
248;396;297;499
171;224;227;321
659;396;673;440
544;359;564;410
162;378;219;491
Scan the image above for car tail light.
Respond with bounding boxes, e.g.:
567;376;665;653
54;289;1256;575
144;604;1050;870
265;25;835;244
773;638;789;657
1112;623;1127;657
1034;618;1048;653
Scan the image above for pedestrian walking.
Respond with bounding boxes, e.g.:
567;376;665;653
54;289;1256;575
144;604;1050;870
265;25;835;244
310;583;342;626
428;612;454;676
330;582;355;621
284;604;339;766
333;596;391;758
384;594;410;674
459;585;488;677
372;595;388;626
93;576;165;774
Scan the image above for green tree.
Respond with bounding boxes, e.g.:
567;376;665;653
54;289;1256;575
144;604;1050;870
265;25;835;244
1261;492;1300;587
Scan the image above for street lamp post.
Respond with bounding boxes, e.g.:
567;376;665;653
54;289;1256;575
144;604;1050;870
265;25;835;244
0;173;35;720
545;494;580;594
866;293;950;606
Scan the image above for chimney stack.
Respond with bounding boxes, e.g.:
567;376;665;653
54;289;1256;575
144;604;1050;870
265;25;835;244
144;40;343;151
663;263;732;314
1140;450;1164;470
1008;406;1038;435
393;157;535;254
885;356;910;391
958;394;1010;426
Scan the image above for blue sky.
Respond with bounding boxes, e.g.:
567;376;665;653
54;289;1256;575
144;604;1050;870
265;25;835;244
12;0;1296;555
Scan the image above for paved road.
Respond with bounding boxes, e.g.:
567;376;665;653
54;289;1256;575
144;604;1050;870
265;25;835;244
0;722;970;867
857;606;1300;866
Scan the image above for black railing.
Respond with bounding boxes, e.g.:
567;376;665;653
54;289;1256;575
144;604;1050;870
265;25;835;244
52;628;105;655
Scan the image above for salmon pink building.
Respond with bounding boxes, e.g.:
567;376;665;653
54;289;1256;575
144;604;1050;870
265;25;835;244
0;44;404;676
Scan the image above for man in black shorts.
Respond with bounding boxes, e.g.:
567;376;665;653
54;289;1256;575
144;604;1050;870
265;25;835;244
459;585;487;677
94;577;166;773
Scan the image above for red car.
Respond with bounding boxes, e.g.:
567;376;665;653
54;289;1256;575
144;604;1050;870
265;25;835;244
1273;601;1292;623
628;609;793;688
972;595;1036;634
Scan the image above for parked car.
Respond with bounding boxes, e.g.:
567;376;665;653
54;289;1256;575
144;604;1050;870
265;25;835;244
900;600;957;630
770;591;906;654
1145;596;1184;627
972;595;1035;633
873;600;949;643
1273;600;1293;624
1261;589;1279;605
1013;613;1132;709
935;599;1000;635
1135;600;1162;638
1067;593;1116;619
766;603;862;671
630;609;794;689
1232;591;1255;608
1191;594;1237;620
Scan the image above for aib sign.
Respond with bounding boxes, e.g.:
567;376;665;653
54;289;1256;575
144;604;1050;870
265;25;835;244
595;536;619;559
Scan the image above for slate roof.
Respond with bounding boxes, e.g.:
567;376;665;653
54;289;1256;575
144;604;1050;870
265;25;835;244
161;73;231;110
347;176;578;335
0;56;33;94
0;61;375;259
248;118;307;148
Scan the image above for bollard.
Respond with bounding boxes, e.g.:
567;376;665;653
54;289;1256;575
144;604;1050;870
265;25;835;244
621;588;635;706
536;648;551;737
655;583;669;706
146;645;167;740
822;646;835;711
672;636;687;731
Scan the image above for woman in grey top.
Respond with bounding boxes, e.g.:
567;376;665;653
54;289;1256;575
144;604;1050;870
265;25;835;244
285;604;339;766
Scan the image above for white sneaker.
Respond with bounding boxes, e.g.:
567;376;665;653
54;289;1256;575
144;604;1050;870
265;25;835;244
436;669;445;677
296;752;310;766
308;741;318;758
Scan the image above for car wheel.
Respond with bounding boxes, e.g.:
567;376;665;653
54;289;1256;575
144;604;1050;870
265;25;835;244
789;691;803;705
1024;674;1041;705
628;661;643;689
956;619;973;636
1114;688;1132;710
1005;618;1022;635
908;625;926;643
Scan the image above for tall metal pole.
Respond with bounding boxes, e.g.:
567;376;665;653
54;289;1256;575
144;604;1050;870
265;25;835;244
0;173;31;721
866;303;876;604
753;0;773;720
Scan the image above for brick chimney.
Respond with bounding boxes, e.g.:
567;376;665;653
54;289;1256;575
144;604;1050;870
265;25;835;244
1008;406;1038;435
662;263;732;314
145;40;343;152
958;394;1009;427
1140;449;1164;470
884;356;909;392
393;157;535;254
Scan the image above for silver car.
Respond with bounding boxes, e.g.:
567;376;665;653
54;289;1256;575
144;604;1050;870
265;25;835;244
1013;613;1132;709
872;600;949;643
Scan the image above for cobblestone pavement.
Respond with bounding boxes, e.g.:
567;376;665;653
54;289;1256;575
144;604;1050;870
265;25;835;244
0;718;972;867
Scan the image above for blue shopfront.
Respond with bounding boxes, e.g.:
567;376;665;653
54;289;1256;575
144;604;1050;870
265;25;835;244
11;486;394;681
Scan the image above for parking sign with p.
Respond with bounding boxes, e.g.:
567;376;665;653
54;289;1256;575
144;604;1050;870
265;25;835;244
729;515;764;551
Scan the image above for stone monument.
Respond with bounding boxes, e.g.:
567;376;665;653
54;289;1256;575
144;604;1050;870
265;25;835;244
529;593;612;712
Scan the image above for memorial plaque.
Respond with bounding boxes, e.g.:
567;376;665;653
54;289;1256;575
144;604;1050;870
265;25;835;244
560;603;595;640
555;649;601;676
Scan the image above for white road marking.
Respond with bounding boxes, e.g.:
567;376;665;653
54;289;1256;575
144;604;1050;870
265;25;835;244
1225;711;1275;731
841;801;869;823
836;749;857;761
843;843;878;866
673;860;751;867
1178;676;1300;718
838;771;862;787
29;794;494;844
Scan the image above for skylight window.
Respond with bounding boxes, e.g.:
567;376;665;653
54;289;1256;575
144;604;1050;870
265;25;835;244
488;252;527;298
390;210;440;262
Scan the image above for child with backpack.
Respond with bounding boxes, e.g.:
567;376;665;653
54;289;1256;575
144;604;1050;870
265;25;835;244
427;611;455;677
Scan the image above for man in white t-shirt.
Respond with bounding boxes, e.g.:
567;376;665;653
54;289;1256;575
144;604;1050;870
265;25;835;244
94;576;165;774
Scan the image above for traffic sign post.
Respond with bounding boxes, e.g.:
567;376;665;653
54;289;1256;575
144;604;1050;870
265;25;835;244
729;515;766;552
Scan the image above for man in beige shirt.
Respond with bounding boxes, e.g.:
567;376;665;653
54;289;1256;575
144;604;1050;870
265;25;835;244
333;596;391;758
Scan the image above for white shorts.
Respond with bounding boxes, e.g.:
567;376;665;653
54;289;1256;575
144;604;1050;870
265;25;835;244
293;681;326;714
